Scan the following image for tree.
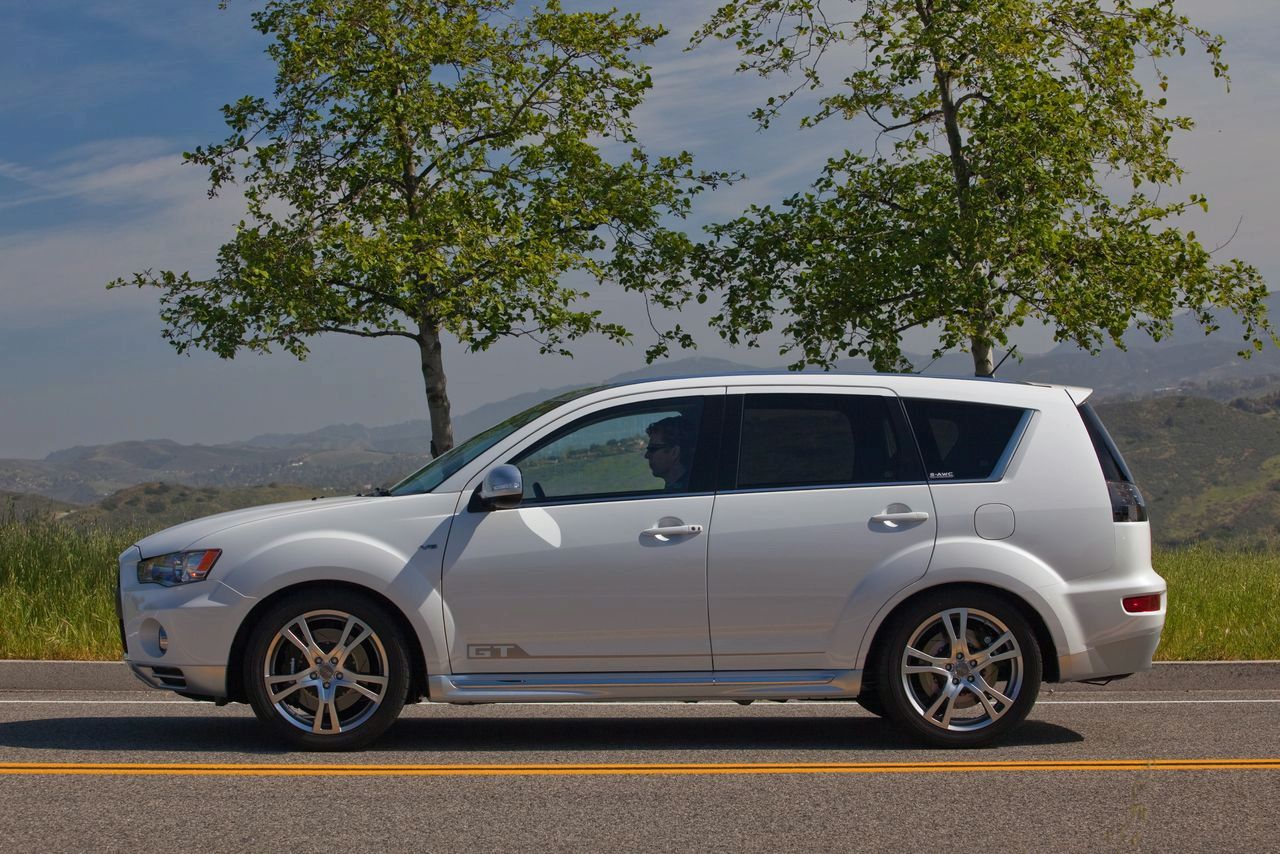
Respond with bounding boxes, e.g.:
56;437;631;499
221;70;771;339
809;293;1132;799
646;0;1271;375
112;0;724;453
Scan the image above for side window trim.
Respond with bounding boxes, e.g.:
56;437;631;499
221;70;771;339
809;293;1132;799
721;388;929;494
716;394;744;492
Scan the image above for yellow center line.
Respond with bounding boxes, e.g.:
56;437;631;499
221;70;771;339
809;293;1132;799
0;759;1277;777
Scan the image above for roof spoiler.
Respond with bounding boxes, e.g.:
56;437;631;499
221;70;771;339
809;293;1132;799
1063;385;1093;405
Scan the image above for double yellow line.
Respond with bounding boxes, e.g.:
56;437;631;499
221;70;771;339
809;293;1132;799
0;758;1277;777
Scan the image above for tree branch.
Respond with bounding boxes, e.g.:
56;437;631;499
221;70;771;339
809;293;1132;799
418;54;574;184
314;325;420;341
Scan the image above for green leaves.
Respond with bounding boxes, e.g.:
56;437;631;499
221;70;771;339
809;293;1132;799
673;0;1270;375
112;0;728;451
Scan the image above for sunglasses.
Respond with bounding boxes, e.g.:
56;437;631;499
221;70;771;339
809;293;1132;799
645;443;675;455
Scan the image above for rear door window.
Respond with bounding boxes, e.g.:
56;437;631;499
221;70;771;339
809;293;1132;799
735;393;924;489
903;399;1030;482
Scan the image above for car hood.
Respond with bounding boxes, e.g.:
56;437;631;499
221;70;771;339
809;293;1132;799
134;495;384;558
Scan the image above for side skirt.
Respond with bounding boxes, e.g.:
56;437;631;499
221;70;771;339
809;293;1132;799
427;669;862;703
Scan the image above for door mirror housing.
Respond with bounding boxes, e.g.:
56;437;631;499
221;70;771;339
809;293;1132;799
479;464;524;510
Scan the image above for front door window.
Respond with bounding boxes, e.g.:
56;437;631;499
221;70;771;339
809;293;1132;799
512;398;707;503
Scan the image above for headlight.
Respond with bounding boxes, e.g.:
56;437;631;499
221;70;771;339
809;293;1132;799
136;550;221;587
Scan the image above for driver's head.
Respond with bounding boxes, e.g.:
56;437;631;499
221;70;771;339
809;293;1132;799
645;415;692;484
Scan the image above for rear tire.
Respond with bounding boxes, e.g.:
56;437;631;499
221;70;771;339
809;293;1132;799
876;589;1041;747
856;688;886;717
244;589;411;751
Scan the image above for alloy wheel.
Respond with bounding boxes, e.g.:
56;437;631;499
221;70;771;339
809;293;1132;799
899;607;1024;732
262;609;391;735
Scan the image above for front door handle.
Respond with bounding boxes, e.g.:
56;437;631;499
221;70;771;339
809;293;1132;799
642;524;704;537
870;511;930;525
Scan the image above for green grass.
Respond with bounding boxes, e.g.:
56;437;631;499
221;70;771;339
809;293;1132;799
1;517;1277;661
1153;544;1280;661
0;518;142;660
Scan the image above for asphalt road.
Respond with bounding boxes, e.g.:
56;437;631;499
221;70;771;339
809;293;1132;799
0;685;1277;853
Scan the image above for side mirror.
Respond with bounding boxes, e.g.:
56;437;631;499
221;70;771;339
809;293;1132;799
479;464;524;510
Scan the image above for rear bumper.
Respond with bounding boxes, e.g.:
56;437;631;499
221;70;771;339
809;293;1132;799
1057;626;1163;683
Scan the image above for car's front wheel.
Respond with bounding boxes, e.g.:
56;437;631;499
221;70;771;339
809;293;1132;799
876;589;1042;747
244;589;410;751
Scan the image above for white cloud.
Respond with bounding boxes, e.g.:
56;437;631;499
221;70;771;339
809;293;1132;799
0;144;245;319
0;141;201;212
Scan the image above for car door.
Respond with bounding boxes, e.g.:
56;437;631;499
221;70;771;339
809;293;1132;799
442;389;724;674
708;386;937;671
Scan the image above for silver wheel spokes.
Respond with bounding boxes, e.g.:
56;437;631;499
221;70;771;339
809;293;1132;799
264;610;389;735
901;608;1023;732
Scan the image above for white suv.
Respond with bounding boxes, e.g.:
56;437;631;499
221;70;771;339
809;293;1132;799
117;373;1165;750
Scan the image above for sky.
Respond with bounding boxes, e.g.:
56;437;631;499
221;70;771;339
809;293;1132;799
1;0;1278;459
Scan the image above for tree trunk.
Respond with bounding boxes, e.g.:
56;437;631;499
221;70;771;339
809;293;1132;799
970;335;994;377
417;320;455;456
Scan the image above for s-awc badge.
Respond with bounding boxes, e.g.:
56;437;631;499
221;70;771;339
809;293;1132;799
930;471;955;479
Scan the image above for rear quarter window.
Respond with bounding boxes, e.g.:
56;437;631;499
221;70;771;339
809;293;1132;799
904;398;1030;482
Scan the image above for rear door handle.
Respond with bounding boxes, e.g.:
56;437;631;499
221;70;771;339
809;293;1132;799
642;524;704;537
870;511;930;525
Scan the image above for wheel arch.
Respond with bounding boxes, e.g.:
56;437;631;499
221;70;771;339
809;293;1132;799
858;582;1061;696
225;580;429;704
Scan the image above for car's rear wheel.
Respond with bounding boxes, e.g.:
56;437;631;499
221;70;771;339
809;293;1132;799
876;589;1041;747
855;685;886;717
245;589;410;751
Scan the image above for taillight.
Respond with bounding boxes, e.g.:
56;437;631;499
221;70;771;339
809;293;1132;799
1123;593;1162;613
1108;481;1148;522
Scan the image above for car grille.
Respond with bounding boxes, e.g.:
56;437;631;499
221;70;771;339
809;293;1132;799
143;666;187;690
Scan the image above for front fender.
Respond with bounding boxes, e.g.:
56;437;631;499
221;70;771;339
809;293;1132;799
213;523;452;678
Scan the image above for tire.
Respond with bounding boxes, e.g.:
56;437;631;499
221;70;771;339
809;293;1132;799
875;589;1042;748
855;688;886;718
244;589;411;751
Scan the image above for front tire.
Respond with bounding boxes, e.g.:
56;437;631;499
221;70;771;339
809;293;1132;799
244;589;411;751
876;589;1042;747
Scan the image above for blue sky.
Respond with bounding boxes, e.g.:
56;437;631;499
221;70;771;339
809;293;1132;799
2;1;1277;459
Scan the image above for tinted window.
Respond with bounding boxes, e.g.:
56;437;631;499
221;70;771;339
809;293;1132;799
736;394;923;489
904;398;1029;481
512;398;707;502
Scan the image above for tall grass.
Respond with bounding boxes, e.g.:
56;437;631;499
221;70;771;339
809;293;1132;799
1;518;1277;661
0;518;142;660
1153;544;1280;661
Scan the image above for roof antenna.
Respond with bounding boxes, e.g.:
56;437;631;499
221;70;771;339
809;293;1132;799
989;345;1018;377
913;356;939;375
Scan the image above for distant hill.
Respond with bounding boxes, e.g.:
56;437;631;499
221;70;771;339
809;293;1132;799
0;490;80;523
56;482;346;531
1098;396;1280;546
0;437;425;505
5;391;1280;547
8;302;1280;535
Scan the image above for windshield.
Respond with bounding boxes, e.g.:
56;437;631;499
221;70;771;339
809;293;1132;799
388;387;603;495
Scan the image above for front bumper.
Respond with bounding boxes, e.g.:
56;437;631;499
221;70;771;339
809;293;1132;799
118;546;252;699
128;662;229;698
